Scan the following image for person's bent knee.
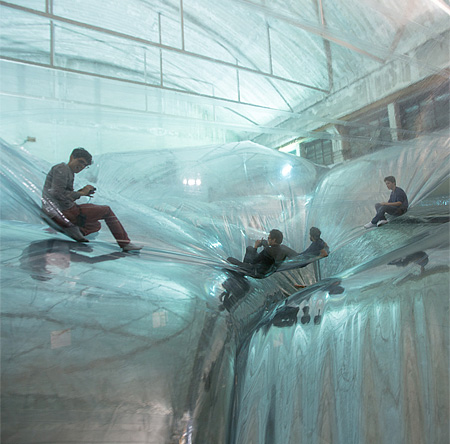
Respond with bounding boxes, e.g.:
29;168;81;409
388;207;403;216
98;204;113;214
94;204;114;218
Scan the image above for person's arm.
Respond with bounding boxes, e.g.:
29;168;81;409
78;185;95;196
300;240;328;257
49;166;94;202
47;166;81;204
246;238;269;263
252;244;273;265
379;200;402;206
254;238;268;249
380;189;406;207
319;242;329;257
284;246;299;258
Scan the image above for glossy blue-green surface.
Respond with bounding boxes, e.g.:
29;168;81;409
1;136;448;443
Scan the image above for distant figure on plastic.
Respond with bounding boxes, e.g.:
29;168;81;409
227;229;298;277
300;227;329;258
364;176;408;229
42;147;142;252
293;227;329;288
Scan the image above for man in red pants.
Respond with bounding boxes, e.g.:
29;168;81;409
42;147;142;252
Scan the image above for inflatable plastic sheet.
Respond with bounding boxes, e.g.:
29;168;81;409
1;137;449;443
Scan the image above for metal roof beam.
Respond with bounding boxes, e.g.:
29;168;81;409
0;1;329;93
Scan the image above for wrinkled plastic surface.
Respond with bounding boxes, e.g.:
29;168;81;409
1;137;449;443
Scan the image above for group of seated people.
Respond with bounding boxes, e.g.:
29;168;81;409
227;227;329;278
42;147;331;266
42;148;407;264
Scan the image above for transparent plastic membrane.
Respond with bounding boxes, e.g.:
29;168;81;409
1;0;449;441
1;135;449;443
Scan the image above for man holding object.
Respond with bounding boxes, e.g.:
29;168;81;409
42;147;142;251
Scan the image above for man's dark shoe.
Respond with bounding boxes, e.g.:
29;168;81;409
66;226;89;242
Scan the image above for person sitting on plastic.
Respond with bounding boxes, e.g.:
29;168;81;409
364;175;408;228
42;147;142;252
300;227;329;258
227;229;298;278
292;227;329;287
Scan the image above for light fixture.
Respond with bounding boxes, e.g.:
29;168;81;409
183;175;202;187
281;164;292;177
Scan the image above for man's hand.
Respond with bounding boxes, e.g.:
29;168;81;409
254;239;262;248
319;249;328;258
78;185;96;196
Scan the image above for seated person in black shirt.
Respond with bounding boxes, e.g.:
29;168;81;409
364;176;408;228
300;227;329;259
293;227;329;288
289;227;329;281
227;229;298;278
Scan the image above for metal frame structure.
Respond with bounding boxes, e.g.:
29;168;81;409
0;0;329;101
1;0;443;107
1;0;448;151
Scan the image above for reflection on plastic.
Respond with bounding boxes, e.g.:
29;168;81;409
1;137;449;444
20;239;124;281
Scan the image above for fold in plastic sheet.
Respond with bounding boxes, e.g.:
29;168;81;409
231;222;449;444
1;136;449;443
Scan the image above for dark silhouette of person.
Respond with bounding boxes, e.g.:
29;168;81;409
227;229;298;278
388;251;429;273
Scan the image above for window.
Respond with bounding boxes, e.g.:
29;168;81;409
302;139;333;165
346;108;392;150
399;82;450;139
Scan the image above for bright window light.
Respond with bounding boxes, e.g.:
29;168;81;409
281;164;292;177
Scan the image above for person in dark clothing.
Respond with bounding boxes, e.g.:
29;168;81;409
227;229;298;277
291;227;329;286
42;147;142;251
364;176;408;228
300;227;329;258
